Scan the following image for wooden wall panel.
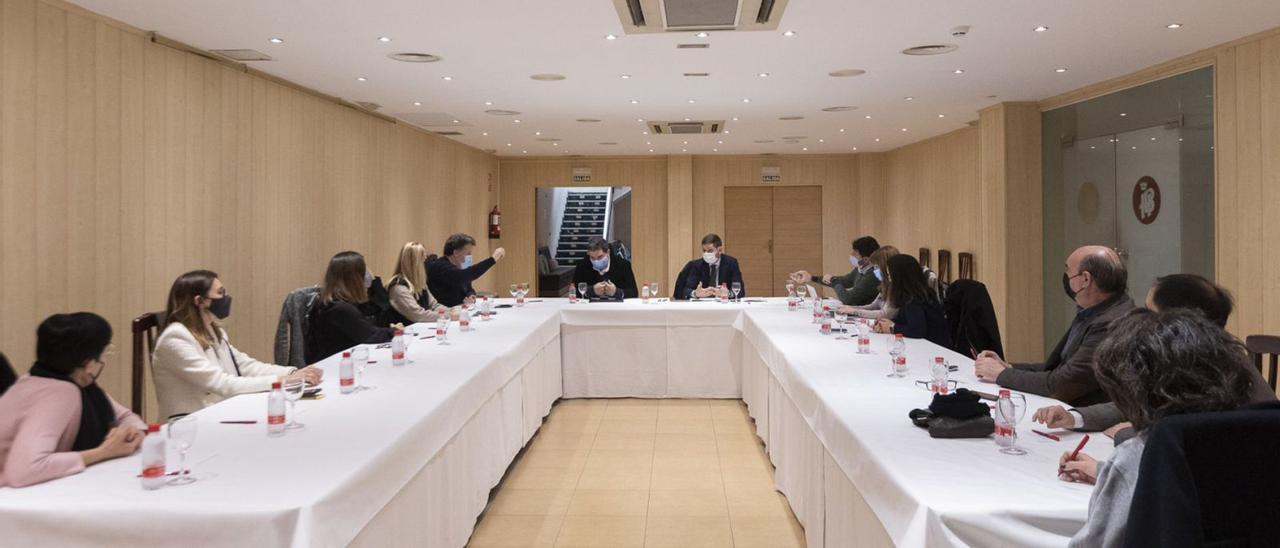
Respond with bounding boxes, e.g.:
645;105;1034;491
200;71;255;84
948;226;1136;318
0;0;499;417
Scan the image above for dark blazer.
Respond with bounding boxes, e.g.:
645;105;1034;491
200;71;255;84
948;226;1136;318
997;293;1135;407
426;256;496;307
943;279;1004;358
305;300;394;363
892;300;952;349
572;254;638;300
674;255;745;300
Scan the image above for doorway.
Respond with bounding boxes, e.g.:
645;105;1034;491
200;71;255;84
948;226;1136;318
724;186;823;296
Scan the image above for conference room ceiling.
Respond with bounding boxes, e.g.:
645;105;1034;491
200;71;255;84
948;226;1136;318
71;0;1280;156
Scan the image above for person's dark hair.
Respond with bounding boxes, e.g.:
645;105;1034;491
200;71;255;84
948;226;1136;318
851;236;880;258
425;253;439;264
1151;274;1233;328
0;352;16;396
35;313;113;376
320;251;369;305
884;254;932;307
1094;308;1252;432
1079;250;1127;294
587;237;611;253
701;233;723;248
443;233;476;257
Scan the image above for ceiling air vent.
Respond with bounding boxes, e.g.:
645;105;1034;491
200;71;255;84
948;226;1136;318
649;120;724;135
387;52;442;63
211;49;272;61
484;109;521;116
434;131;464;136
683;72;711;77
677;43;710;49
902;44;959;56
613;0;790;34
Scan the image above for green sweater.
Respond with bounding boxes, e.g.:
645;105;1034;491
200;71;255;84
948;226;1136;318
818;265;880;306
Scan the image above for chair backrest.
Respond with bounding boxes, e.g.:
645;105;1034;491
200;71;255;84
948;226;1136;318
1246;335;1280;393
130;311;167;416
937;249;952;283
919;248;932;269
958;252;974;280
275;286;320;368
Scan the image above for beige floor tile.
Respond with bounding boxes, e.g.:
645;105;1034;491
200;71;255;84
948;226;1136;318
657;405;713;421
469;514;564;547
647;489;729;517
730;515;806;548
505;466;583;490
651;452;721;472
707;398;743;407
557;398;608;408
585;449;654;471
658;398;711;407
591;431;656;452
655;419;715;435
530;431;596;452
725;487;792;518
711;404;749;420
721;464;776;490
541;417;603;434
489;488;574;516
597;419;659;434
576;466;652;490
602;405;659;421
651;466;725;490
711;418;757;434
717;437;766;455
566;489;650;516
720;449;772;470
554;515;646;547
607;398;660;407
515;447;590;470
643;515;733;548
654;433;719;453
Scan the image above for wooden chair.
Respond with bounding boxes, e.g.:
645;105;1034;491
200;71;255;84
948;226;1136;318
919;248;932;269
1246;335;1280;393
937;249;952;283
131;311;166;416
958;252;975;280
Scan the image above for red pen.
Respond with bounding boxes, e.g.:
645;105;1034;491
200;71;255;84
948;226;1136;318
1059;434;1091;474
1032;429;1061;441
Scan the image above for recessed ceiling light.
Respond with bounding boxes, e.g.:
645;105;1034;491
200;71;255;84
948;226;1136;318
695;31;709;38
802;147;808;151
731;117;739;121
783;30;796;37
684;117;691;121
484;101;493;106
513;119;521;123
269;37;284;44
441;76;453;81
864;115;872;119
605;34;618;40
682;148;688;152
646;141;652;145
953;69;965;74
1150;137;1157;141
742;98;751;103
904;96;914;101
413;101;422;106
874;138;881;142
818;139;824;143
828;69;867;78
839;128;846;133
642;131;649;135
553;142;559;146
649;149;655;152
1055;68;1068;73
506;143;512;147
718;140;724;144
1034;25;1049;32
1120;112;1127;117
901;128;908;132
522;150;528;153
481;132;488;136
682;140;689;144
713;148;718;152
758;72;769;78
938;114;945;118
636;118;644;122
1166;23;1183;29
620;74;632;79
723;130;729;134
452;119;460;123
534;131;541;135
356;76;367;82
377;36;392;43
852;147;858;151
688;99;696;103
630;99;639;104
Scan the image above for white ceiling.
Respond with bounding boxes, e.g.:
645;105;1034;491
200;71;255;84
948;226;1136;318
71;0;1280;156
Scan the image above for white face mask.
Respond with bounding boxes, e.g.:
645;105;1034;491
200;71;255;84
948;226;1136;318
363;270;374;289
703;252;718;265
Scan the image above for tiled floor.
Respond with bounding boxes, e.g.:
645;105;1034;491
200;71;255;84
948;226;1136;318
467;398;806;548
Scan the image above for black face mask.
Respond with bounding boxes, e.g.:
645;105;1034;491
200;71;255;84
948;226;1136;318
208;294;233;320
1062;273;1079;302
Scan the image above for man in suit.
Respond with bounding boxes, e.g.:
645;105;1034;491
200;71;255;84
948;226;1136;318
974;245;1134;407
572;237;638;301
675;234;745;300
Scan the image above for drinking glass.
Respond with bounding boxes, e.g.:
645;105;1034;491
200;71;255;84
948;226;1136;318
518;282;529;297
834;309;849;340
283;378;306;430
731;282;742;302
996;393;1029;455
352;346;371;391
166;416;198;485
509;284;519;301
649;282;660;301
577;282;589;302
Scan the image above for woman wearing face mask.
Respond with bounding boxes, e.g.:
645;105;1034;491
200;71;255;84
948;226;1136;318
840;246;900;319
306;251;397;363
0;313;146;488
153;270;320;420
872;255;952;348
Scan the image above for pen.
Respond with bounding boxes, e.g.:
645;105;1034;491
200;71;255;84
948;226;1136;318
219;420;257;424
1059;434;1090;474
1032;429;1061;441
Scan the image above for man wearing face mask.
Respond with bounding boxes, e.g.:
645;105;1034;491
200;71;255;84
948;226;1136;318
572;237;638;301
974;245;1133;406
426;233;506;308
790;236;881;306
674;234;745;300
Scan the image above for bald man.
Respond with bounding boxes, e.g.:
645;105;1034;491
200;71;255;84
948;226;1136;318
974;245;1134;406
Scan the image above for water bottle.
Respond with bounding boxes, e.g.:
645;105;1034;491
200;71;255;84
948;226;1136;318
857;322;872;354
339;351;355;394
820;314;832;335
641;283;651;304
139;423;166;490
995;389;1015;448
931;357;949;394
787;288;798;311
459;308;472;331
267;381;287;436
480;298;493;320
889;334;908;376
568;288;578;304
811;297;823;323
391;329;407;365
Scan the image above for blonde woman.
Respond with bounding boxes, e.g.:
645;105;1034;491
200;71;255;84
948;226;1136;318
841;246;900;320
386;242;448;324
153;270;321;419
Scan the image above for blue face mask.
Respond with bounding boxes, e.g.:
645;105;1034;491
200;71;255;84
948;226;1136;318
873;267;883;281
462;254;473;269
849;255;859;268
591;256;609;272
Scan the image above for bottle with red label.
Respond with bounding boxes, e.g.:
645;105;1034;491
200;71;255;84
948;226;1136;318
139;423;166;490
718;284;730;304
459;307;472;331
931;357;950;394
888;334;908;377
857;322;872;354
339;351;355;394
820;314;833;335
391;329;407;365
995;389;1015;448
267;381;287;436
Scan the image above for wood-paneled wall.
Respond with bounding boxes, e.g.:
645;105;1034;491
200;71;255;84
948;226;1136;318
0;0;498;416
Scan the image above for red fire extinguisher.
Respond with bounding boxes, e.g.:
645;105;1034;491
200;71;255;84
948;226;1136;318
488;206;501;239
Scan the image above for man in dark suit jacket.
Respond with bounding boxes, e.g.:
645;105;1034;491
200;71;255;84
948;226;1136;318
572;237;638;301
675;234;745;300
974;246;1134;407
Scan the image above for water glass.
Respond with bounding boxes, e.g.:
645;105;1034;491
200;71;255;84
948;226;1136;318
166;416;198;485
283;379;306;429
577;282;589;302
731;282;742;302
996;393;1029;455
834;310;849;340
351;346;371;390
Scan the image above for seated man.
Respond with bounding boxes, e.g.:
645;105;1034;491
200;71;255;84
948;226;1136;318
426;233;505;307
675;233;745;300
974;245;1133;407
1033;274;1276;444
790;235;880;306
573;237;637;301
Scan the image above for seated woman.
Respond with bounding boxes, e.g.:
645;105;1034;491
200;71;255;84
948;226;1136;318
386;241;447;324
0;313;146;488
306;251;396;363
153;270;321;420
873;254;951;348
1061;309;1254;546
840;246;899;320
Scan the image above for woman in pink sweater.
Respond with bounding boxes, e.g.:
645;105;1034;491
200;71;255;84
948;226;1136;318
0;313;146;488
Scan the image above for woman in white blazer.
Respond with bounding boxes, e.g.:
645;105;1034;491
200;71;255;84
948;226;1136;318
152;270;321;419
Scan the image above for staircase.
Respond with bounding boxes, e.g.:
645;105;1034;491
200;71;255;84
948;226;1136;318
554;190;609;264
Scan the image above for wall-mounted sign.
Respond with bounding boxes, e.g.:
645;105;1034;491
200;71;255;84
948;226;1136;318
1132;175;1161;225
572;167;592;183
761;166;782;183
